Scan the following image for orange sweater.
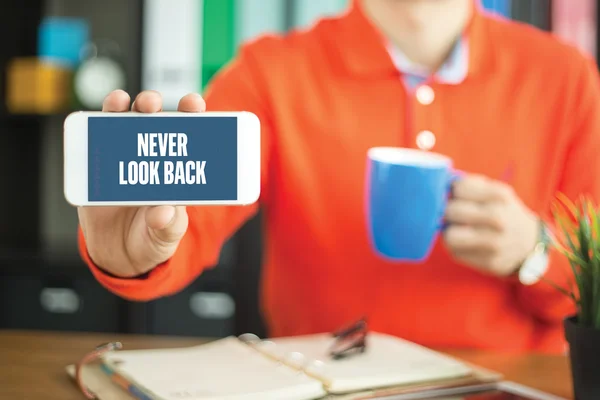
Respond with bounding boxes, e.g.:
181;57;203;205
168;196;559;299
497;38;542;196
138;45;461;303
80;1;600;353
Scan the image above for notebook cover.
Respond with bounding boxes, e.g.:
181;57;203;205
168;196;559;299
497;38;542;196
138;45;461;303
66;363;137;400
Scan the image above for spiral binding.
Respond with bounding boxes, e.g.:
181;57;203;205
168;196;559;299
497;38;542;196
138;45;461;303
237;317;368;377
238;333;327;378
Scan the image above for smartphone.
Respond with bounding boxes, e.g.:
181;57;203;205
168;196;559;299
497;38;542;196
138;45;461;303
381;381;567;400
63;111;261;206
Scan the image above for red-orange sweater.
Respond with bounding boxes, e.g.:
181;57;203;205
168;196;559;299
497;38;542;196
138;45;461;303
80;1;600;353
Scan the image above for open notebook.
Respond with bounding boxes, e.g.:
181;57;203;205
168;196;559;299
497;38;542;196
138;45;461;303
67;331;502;400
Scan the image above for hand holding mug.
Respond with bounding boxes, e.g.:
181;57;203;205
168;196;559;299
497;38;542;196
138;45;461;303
365;147;539;276
443;174;539;277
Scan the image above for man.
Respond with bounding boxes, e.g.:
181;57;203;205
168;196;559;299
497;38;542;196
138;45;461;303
77;0;600;353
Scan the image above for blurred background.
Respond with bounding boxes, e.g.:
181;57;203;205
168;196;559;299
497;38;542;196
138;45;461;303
0;0;596;339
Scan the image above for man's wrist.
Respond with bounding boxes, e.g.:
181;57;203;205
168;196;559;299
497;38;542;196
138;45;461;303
87;250;151;280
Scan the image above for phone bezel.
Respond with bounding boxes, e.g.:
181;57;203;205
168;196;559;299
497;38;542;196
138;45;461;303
63;111;261;206
376;380;567;400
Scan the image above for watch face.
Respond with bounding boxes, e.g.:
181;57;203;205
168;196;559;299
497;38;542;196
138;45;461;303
74;57;126;109
519;250;549;286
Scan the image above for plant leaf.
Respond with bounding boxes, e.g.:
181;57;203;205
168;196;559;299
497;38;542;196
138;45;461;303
540;276;578;303
555;192;579;222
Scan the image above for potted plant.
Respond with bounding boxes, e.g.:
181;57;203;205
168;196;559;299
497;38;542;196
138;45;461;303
548;194;600;400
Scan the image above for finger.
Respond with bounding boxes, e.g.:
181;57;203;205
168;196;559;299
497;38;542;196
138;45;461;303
452;250;514;277
453;253;496;274
178;93;206;112
102;90;131;112
132;90;163;113
453;174;512;203
452;248;493;261
145;206;176;230
443;225;498;252
445;200;503;230
146;206;188;244
77;208;88;238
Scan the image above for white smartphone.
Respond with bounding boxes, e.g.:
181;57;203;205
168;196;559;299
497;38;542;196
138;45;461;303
63;111;261;206
381;381;567;400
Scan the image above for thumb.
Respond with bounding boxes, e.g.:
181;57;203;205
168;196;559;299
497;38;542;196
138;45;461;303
145;206;188;245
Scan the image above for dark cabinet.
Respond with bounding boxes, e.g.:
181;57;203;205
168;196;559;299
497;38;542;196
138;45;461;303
0;262;125;333
142;239;239;337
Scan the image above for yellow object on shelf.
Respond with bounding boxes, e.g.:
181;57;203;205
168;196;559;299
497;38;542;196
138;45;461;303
6;57;73;114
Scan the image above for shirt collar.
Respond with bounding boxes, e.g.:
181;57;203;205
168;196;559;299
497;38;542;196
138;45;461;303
386;36;469;85
330;0;495;81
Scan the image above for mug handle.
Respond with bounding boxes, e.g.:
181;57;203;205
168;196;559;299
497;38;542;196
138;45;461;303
440;169;465;231
448;169;465;195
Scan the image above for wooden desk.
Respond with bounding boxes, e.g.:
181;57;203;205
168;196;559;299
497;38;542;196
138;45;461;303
0;329;573;399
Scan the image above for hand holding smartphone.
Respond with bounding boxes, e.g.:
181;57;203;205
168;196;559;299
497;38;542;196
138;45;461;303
68;90;260;278
64;99;260;207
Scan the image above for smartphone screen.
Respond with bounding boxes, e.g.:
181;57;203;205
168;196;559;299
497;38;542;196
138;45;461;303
87;115;238;202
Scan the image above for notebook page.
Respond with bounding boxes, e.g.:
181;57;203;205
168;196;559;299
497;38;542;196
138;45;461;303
266;332;472;394
102;336;327;400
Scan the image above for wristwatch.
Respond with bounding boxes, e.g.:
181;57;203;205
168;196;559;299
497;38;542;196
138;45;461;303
517;220;551;285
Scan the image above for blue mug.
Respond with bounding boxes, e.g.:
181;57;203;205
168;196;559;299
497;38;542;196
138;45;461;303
365;147;460;262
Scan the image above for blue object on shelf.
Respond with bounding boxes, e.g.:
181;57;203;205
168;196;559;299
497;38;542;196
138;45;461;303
481;0;511;17
38;17;90;68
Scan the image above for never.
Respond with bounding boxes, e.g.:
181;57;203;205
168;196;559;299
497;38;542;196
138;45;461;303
138;133;188;157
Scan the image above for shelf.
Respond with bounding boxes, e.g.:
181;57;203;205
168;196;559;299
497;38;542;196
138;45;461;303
0;111;72;122
0;247;87;275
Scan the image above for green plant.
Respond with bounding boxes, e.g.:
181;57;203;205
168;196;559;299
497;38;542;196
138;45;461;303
550;193;600;329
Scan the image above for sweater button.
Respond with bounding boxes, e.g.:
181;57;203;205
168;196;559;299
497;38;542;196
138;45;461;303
416;130;436;150
416;85;435;105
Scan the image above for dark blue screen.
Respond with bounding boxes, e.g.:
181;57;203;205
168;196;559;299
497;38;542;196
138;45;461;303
88;116;238;202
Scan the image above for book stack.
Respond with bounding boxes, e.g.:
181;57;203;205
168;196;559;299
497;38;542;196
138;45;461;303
551;0;597;59
5;17;89;114
481;0;511;18
141;0;202;111
510;0;551;30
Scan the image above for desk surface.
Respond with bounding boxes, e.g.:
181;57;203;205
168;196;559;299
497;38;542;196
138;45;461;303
0;329;573;399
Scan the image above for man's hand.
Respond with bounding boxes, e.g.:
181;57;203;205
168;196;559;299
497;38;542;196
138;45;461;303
443;174;539;277
77;89;206;278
